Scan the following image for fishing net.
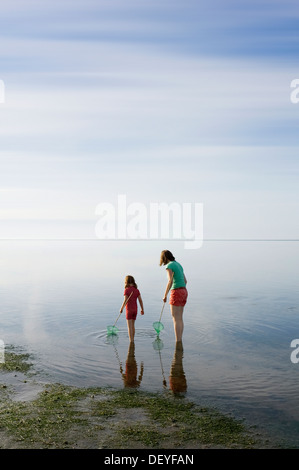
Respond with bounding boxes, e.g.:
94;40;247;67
153;302;166;336
153;320;164;336
107;325;119;335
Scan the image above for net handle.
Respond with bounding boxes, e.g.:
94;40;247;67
114;291;133;326
159;302;166;323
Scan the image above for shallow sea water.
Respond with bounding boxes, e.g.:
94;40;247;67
0;240;298;447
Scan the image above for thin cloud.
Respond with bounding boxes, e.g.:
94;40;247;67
0;0;298;241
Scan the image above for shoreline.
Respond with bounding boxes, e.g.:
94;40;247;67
0;346;288;449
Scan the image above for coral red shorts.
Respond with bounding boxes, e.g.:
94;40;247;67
169;287;188;307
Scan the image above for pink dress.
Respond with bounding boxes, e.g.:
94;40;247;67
124;286;140;320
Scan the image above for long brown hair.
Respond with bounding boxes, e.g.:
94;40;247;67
124;275;137;288
159;250;175;266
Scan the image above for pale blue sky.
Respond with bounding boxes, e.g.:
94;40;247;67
0;0;298;240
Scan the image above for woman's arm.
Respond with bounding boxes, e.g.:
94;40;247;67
163;269;174;302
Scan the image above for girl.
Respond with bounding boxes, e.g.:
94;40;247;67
160;250;188;342
120;275;144;342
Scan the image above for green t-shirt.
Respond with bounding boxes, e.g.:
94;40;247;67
166;261;186;290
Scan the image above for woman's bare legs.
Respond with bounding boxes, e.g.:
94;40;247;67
170;305;184;342
127;319;136;342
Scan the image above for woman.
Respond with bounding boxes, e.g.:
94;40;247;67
160;250;188;342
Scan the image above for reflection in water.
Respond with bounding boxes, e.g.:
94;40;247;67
152;338;167;388
108;336;186;392
120;342;144;388
152;339;187;394
169;341;187;395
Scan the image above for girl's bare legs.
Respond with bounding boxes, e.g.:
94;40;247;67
127;319;135;342
170;305;184;342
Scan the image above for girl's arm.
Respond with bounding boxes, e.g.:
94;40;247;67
138;295;144;315
163;269;174;302
120;295;128;313
184;273;187;285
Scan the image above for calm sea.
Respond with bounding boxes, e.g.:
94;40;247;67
0;239;298;447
